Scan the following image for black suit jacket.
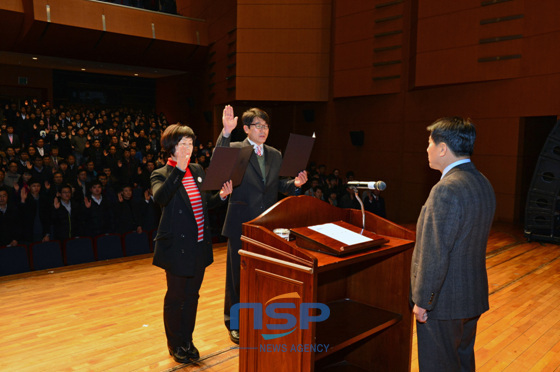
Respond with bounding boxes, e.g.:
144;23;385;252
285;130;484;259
52;200;86;240
0;133;21;151
20;193;53;241
0;204;22;246
215;134;295;239
151;163;223;276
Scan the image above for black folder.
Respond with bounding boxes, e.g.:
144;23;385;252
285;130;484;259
279;133;315;177
201;146;253;190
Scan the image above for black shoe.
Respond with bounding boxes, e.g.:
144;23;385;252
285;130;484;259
184;341;200;360
229;329;239;344
168;346;191;364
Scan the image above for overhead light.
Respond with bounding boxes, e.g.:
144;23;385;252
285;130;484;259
32;57;38;60
134;73;139;76
81;68;86;71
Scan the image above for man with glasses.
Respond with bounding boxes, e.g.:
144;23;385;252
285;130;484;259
216;105;307;344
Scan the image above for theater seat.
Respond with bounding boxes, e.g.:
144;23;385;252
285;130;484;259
123;231;151;256
30;241;64;271
95;234;124;260
64;237;95;265
0;245;31;276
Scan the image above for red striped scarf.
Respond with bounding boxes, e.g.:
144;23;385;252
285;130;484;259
167;158;204;242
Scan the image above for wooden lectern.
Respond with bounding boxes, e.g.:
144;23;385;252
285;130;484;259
238;196;415;372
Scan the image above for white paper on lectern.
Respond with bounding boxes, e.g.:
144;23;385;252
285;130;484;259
308;223;372;245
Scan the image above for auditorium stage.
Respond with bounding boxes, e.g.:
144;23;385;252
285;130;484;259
1;223;559;371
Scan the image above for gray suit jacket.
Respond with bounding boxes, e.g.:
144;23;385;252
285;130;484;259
410;162;495;320
215;133;295;239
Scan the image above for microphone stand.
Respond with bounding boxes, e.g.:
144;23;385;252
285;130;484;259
349;186;366;234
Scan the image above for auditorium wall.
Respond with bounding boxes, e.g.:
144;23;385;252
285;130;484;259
0;64;52;103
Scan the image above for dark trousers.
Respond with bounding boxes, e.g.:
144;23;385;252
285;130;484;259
223;237;241;331
163;257;205;349
416;316;480;372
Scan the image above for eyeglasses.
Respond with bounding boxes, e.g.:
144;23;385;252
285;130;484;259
250;124;270;130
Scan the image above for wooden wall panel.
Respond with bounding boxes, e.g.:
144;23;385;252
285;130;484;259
236;29;330;53
333;0;406;97
334;40;373;71
417;0;479;19
237;3;330;28
236;76;329;102
236;54;328;77
417;9;478;53
334;9;375;44
415;0;528;87
230;1;331;102
524;0;560;36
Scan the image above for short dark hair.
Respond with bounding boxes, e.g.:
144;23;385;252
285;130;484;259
28;178;41;186
242;108;270;127
160;124;196;157
90;180;102;189
427;117;476;157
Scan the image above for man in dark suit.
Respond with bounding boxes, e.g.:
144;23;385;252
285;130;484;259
19;178;53;244
151;124;232;364
410;117;496;372
216;105;308;344
0;125;21;152
0;187;21;247
51;184;86;240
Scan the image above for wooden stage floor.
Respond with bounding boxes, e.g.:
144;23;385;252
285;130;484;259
1;223;559;371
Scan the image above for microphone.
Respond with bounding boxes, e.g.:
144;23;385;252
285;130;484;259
347;181;386;191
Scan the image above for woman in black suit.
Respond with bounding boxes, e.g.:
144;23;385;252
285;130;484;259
151;124;231;363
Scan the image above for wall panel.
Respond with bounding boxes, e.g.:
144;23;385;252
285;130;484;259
333;0;406;97
229;1;331;102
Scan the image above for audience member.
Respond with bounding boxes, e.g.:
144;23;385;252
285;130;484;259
115;185;145;234
339;186;361;210
83;180;114;236
327;190;338;207
52;184;85;240
71;128;87;165
35;138;47;157
362;189;386;218
4;161;21;188
0;188;21;246
0;169;10;191
0;125;21;151
19;178;52;244
48;146;62;170
72;169;89;202
31;156;52;185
